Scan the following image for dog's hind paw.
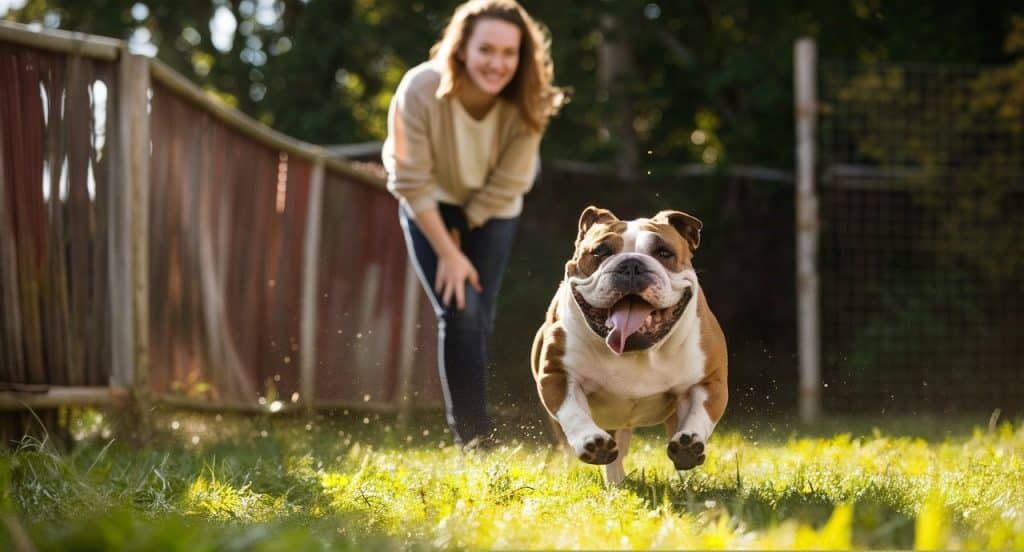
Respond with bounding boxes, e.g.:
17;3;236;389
667;432;705;470
578;434;618;465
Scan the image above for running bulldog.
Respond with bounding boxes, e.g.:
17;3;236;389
531;205;728;485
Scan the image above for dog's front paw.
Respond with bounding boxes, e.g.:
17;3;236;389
667;432;706;470
572;432;618;465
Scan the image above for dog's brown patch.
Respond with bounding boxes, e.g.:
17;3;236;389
652;210;702;252
574;206;619;248
532;291;569;417
697;287;728;424
635;220;693;273
569;229;625;278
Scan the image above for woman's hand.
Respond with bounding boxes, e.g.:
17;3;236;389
413;209;483;310
435;240;482;310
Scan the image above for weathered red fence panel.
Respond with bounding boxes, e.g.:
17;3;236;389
148;81;313;404
315;170;442;407
0;43;115;391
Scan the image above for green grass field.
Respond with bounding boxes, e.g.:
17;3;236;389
2;409;1022;550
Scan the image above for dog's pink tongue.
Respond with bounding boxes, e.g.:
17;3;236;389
606;297;654;355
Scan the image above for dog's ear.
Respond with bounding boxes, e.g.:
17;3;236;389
575;205;618;249
654;210;702;252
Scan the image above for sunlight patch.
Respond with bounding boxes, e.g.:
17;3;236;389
185;472;286;522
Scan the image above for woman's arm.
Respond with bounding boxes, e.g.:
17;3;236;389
383;67;441;216
383;67;481;310
415;208;482;310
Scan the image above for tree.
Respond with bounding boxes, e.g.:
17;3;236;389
5;1;1021;171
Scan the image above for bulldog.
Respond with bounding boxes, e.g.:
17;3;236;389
531;206;728;485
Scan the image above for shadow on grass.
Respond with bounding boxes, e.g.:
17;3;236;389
619;472;915;549
22;508;403;552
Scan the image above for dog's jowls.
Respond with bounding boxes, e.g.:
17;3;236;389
531;205;728;485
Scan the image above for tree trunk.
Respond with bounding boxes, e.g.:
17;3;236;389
598;13;638;182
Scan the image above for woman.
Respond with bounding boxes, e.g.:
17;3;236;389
382;0;564;447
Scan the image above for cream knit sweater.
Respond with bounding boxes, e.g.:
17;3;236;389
382;62;541;227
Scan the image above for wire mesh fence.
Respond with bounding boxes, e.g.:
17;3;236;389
819;62;1024;413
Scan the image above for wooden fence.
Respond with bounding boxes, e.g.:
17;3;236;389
0;21;441;434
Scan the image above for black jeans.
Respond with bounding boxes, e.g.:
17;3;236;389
399;203;519;445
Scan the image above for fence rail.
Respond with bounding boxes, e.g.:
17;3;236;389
0;21;440;433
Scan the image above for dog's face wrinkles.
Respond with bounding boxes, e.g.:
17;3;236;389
565;206;702;354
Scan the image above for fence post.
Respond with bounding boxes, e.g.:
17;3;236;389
299;159;325;414
118;50;151;424
396;261;420;427
794;37;821;423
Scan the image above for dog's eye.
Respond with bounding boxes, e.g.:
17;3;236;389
592;244;612;257
655;247;674;259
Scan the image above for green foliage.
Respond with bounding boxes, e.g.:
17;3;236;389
4;1;1020;167
816;16;1024;399
825;16;1024;282
2;411;1023;549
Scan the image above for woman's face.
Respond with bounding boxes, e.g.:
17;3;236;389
460;18;521;97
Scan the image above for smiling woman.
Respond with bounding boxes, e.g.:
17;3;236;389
381;0;565;448
454;19;520;109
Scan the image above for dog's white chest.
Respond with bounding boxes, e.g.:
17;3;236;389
561;309;707;401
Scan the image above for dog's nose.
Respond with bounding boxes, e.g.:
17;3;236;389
615;258;646;277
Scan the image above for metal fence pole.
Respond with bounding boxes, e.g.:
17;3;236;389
795;37;821;423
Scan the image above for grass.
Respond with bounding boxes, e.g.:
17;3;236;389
1;408;1022;550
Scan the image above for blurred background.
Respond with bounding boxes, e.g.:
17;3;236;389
2;1;1022;438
